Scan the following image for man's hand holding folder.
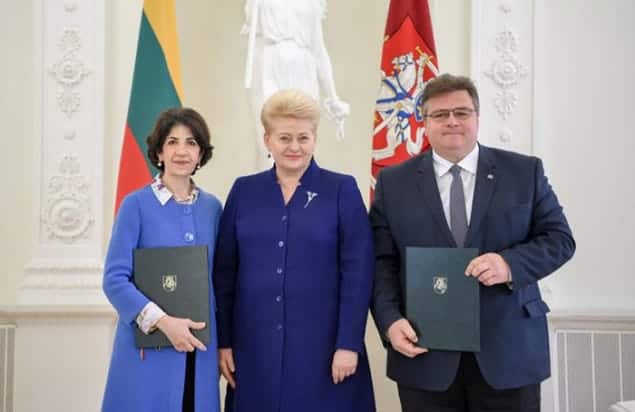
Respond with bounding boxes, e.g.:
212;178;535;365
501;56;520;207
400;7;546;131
386;318;429;358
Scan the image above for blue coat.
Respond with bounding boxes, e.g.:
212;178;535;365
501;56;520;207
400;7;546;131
214;160;376;412
370;145;576;391
102;185;222;412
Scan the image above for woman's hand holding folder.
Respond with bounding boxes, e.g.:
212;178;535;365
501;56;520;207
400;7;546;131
156;315;207;352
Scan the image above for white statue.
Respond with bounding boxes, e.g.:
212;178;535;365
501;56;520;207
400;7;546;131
243;0;350;169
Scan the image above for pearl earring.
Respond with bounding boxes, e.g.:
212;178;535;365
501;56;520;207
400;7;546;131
157;160;163;167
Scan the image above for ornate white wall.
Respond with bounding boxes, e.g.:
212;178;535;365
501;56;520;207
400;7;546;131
472;1;635;409
9;0;107;305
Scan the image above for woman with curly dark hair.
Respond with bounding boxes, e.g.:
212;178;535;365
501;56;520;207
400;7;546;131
102;108;221;412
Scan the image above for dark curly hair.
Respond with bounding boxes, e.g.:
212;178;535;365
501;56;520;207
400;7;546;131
146;107;214;175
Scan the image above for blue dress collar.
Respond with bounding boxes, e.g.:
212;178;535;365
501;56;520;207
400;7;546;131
268;157;320;187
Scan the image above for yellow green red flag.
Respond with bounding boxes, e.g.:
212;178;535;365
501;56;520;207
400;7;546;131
115;0;184;212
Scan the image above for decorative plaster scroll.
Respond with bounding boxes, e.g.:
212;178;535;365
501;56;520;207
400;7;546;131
48;27;90;118
42;153;93;243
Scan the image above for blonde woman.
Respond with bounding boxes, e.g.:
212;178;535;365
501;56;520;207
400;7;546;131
214;90;375;412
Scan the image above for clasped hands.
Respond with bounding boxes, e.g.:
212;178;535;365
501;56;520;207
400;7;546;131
387;253;511;357
218;348;359;388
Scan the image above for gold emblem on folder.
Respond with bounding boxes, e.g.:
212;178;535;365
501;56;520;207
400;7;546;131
432;276;448;295
162;275;177;292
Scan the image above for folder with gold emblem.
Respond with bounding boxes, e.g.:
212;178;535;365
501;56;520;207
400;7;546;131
133;245;210;348
405;247;480;352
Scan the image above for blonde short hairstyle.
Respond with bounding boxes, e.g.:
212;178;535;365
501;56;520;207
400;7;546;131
261;89;320;133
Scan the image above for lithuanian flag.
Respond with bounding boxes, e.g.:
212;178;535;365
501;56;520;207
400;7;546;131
115;0;184;212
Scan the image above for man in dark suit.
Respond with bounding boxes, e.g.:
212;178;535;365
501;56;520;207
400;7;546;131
370;73;575;412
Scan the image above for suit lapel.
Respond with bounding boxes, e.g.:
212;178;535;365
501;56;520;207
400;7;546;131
416;152;456;246
465;145;497;247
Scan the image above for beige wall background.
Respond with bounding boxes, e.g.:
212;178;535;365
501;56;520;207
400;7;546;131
0;0;35;308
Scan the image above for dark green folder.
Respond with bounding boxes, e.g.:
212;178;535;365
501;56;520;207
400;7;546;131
133;245;210;348
405;247;480;352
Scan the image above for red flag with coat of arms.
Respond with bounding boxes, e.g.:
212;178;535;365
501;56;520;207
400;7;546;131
371;0;438;198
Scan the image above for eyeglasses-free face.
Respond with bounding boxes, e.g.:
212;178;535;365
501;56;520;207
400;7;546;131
158;124;202;178
423;90;479;163
264;116;317;178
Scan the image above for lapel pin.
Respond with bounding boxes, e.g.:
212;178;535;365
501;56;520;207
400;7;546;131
304;191;318;208
487;174;495;180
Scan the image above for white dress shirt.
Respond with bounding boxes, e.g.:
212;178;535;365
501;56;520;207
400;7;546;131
432;145;513;286
432;144;479;229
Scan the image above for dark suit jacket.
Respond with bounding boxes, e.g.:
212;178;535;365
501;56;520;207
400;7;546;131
369;144;575;391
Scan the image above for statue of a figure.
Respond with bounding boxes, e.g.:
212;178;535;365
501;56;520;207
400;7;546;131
243;0;350;169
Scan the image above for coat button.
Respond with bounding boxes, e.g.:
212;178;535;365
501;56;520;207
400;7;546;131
184;232;194;242
275;295;282;302
276;268;283;275
183;206;191;214
276;324;283;331
278;241;284;247
281;215;287;222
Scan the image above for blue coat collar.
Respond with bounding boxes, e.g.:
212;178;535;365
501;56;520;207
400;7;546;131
268;157;320;187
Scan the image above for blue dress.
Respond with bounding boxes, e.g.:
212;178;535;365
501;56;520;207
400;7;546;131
102;185;222;412
214;160;376;412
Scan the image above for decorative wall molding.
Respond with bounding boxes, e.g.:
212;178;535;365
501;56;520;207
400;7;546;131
471;0;534;154
22;257;105;303
24;260;103;274
48;27;91;118
484;26;528;121
22;0;105;305
42;153;93;243
21;274;102;290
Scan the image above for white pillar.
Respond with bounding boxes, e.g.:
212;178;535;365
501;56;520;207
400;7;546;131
20;0;106;305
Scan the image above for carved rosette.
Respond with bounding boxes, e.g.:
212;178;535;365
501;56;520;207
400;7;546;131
42;154;93;243
48;28;90;118
493;89;518;120
485;27;528;122
483;4;530;143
